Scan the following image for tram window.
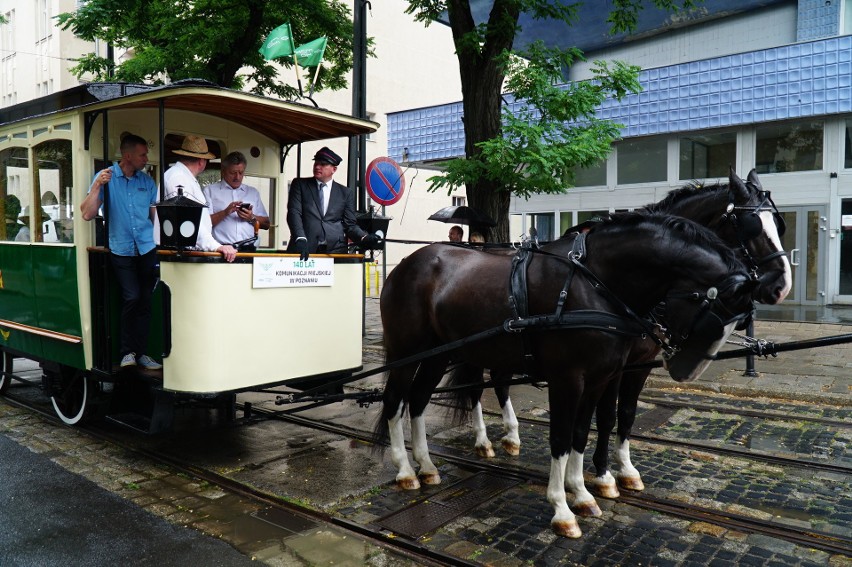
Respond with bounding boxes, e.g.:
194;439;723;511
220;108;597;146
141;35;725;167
0;147;29;242
34;139;73;243
679;131;736;180
755;120;823;174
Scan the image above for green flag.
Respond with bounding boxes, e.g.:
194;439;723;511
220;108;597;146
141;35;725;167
259;23;295;60
287;37;328;68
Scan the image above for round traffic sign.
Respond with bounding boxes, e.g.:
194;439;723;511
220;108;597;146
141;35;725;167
365;157;405;206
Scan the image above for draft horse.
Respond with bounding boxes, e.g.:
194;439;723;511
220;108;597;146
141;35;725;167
375;213;757;537
454;168;791;499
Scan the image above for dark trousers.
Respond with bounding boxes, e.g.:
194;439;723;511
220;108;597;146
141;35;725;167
110;250;158;357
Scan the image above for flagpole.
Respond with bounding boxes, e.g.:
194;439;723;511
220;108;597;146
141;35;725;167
288;22;304;97
309;65;321;98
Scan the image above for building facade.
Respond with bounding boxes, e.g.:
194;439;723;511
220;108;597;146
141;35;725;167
389;0;852;307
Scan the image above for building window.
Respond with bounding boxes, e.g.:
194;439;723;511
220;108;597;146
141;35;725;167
36;0;50;42
679;131;736;180
452;196;466;207
755;120;823;174
571;158;607;187
842;119;852;170
528;212;555;241
616;136;667;184
366;112;376;142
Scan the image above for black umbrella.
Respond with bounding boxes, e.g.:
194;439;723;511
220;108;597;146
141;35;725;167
427;205;496;227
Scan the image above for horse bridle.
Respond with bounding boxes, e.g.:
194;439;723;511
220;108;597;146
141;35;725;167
661;273;755;361
557;234;754;361
721;187;787;278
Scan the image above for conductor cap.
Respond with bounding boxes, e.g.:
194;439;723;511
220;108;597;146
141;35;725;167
313;147;342;166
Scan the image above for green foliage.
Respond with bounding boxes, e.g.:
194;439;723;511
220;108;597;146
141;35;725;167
55;0;357;99
428;43;641;198
410;0;701;203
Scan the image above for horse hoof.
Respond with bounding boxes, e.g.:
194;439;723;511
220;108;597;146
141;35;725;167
594;483;620;500
501;439;520;456
618;476;645;491
397;477;420;490
572;500;602;517
419;472;442;485
552;519;582;538
476;445;496;459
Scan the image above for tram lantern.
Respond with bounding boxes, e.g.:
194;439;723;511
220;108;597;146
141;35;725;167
156;186;205;249
356;207;391;250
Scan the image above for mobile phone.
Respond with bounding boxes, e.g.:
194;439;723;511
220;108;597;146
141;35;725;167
238;203;252;210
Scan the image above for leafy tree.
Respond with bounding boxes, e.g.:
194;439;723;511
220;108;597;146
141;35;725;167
405;0;700;241
56;0;355;100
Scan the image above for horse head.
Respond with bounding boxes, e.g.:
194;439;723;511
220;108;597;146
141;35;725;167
660;271;758;382
648;169;792;305
723;168;791;304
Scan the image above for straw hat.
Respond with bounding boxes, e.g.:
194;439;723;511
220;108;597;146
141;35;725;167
173;135;216;159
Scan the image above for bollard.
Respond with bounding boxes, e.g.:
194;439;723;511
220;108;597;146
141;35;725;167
365;261;381;296
743;319;757;377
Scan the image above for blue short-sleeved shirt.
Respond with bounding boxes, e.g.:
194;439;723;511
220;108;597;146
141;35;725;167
91;163;158;256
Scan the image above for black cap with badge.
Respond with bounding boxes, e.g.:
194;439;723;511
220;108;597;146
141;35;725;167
313;147;342;166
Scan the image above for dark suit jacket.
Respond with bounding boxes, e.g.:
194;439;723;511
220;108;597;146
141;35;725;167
286;177;366;253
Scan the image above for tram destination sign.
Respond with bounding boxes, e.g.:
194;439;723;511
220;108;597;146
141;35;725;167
365;157;405;206
252;257;334;288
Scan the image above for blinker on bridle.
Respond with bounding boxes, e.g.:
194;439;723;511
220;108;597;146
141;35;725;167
722;187;787;279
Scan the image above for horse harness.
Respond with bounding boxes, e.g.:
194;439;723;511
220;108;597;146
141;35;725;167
506;232;753;362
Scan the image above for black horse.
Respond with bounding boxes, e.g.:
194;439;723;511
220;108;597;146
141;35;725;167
450;168;791;502
376;213;757;537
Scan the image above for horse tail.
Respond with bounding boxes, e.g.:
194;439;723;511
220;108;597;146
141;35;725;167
445;362;486;426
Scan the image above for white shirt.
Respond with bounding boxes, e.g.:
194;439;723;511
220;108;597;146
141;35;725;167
156;161;222;252
317;179;331;216
202;180;269;245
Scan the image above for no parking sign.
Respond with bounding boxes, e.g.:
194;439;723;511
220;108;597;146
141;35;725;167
365;157;405;206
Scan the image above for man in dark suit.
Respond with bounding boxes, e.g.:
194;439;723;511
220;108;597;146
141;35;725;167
286;147;380;260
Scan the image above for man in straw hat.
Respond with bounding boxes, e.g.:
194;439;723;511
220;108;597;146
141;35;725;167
81;133;163;370
286;146;382;261
159;134;237;262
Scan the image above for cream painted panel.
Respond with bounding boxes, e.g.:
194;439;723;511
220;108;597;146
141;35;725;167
160;259;363;393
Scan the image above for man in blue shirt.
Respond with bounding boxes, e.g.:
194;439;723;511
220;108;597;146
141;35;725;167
80;133;162;370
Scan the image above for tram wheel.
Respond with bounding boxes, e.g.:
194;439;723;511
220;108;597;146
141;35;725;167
0;351;12;394
49;368;94;425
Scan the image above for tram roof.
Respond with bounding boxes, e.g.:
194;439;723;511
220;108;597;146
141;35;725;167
0;80;379;144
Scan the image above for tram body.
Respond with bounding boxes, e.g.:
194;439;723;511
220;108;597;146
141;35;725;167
0;81;378;428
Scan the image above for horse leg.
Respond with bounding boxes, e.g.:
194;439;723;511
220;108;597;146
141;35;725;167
546;379;582;538
590;377;621;499
565;397;602;517
492;370;520;456
449;363;495;458
614;369;650;491
408;356;450;486
381;364;421;490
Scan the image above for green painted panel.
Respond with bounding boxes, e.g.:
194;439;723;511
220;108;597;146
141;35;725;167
32;246;82;335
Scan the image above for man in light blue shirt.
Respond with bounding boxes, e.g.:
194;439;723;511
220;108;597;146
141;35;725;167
80;133;162;370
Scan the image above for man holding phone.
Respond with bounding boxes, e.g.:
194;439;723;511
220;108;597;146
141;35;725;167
204;151;270;251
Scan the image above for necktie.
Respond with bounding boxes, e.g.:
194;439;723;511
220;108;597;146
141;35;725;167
319;183;327;215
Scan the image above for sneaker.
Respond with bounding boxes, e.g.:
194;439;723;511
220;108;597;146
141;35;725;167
120;353;137;368
137;354;163;370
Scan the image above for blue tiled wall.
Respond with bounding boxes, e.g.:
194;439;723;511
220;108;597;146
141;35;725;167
797;0;840;41
388;35;852;164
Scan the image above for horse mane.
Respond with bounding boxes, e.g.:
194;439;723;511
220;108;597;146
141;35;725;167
590;211;745;275
642;180;727;214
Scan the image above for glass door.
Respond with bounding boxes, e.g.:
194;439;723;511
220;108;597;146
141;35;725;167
776;206;827;305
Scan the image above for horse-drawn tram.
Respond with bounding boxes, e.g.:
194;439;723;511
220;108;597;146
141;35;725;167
0;80;377;432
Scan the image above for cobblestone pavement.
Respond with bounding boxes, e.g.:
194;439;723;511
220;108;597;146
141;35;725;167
0;297;850;566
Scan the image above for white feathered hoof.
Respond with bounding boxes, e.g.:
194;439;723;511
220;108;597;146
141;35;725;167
618;475;645;491
572;499;602;517
501;439;521;456
396;476;421;490
419;471;442;485
475;444;496;458
593;479;620;500
552;519;582;538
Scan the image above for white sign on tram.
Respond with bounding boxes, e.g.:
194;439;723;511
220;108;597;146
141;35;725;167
252;257;335;288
